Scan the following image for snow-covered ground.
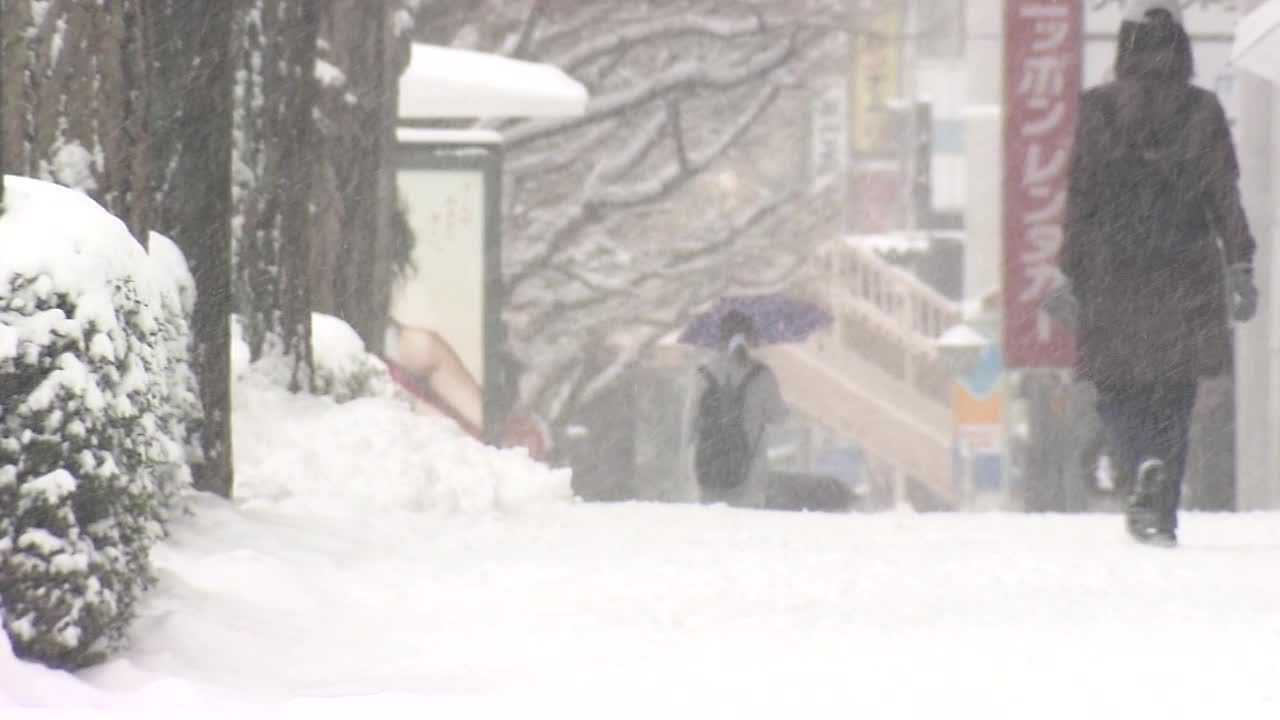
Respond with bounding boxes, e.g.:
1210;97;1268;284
0;193;1276;716
3;360;1279;716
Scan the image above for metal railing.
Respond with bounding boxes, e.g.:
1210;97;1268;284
803;240;962;406
774;239;964;506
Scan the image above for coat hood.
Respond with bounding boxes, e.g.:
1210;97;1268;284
1122;0;1183;24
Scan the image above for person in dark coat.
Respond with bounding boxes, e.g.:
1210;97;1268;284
1054;1;1258;546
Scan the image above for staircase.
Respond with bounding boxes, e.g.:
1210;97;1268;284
763;238;963;509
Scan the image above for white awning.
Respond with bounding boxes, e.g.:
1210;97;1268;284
844;232;931;254
1232;0;1280;86
935;323;989;350
398;44;589;120
396;127;503;146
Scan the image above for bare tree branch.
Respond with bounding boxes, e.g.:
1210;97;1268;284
666;101;690;173
584;109;667;190
505;206;593;292
505;121;617;178
550;14;767;74
593;44;632;84
502;0;545;58
530;3;631;51
451;0;847;427
504;34;796;149
592;83;778;209
514;187;797;373
506;81;779;296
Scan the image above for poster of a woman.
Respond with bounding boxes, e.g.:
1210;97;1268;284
384;165;489;439
386;141;551;461
384;320;484;438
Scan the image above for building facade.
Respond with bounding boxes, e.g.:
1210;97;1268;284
1235;0;1280;510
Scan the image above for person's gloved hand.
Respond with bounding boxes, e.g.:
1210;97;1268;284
1041;282;1079;330
1228;263;1258;323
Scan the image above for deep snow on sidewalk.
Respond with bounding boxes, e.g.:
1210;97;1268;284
3;372;1280;715
118;503;1280;708
24;502;1280;712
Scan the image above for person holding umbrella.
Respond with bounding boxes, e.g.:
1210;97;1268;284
682;308;788;509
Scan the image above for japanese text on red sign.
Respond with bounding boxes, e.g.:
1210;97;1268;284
1003;0;1080;367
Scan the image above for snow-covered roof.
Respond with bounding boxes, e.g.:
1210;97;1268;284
396;127;504;146
935;323;989;349
844;232;931;254
398;44;589;120
1232;0;1280;86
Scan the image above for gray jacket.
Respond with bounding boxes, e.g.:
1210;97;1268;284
682;351;787;507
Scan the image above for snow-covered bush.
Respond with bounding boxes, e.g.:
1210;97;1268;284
0;177;195;670
146;232;202;509
245;312;399;403
309;313;398;402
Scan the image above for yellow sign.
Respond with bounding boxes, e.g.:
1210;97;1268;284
850;4;901;156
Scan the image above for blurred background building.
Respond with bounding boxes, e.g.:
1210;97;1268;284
562;0;1280;514
1235;0;1280;511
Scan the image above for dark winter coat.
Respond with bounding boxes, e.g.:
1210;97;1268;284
1059;79;1255;385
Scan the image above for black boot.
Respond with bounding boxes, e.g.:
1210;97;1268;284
1127;458;1177;547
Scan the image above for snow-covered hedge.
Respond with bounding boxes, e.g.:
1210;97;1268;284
0;177;197;670
146;232;202;507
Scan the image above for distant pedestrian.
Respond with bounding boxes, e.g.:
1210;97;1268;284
1054;1;1258;546
684;310;787;508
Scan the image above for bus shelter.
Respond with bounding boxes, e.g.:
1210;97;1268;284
388;44;587;456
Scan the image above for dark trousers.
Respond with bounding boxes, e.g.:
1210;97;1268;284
1094;381;1197;520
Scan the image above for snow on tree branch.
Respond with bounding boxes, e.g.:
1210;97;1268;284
584;110;667;192
548;14;768;74
666;102;691;174
503;34;797;150
591;84;778;209
507;81;781;299
516;188;823;421
424;0;845;428
506;121;618;180
530;4;639;51
499;0;546;58
517;190;795;337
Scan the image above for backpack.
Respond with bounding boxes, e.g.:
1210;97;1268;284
694;363;765;491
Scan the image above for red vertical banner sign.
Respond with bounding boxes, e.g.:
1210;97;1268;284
1003;0;1082;368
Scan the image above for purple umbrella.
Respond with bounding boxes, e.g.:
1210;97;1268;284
678;293;832;348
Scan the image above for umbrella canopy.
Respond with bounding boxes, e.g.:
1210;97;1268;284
678;294;832;348
1232;0;1280;87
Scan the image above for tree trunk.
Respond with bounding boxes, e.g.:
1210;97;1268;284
100;0;152;240
232;0;318;389
144;0;237;498
275;0;319;384
0;0;22;189
310;0;409;354
1;0;6;211
0;1;151;238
